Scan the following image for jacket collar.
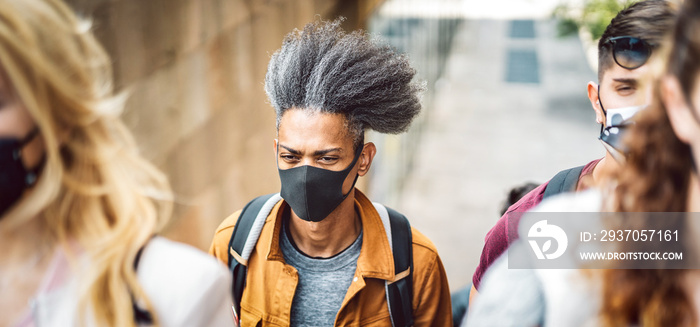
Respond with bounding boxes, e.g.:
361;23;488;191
262;189;395;281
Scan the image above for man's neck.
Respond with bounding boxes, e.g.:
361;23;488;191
591;151;619;186
287;191;362;258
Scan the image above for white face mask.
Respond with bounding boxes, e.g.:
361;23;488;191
599;105;647;162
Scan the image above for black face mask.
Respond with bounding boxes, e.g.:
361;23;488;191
0;127;42;217
278;144;363;222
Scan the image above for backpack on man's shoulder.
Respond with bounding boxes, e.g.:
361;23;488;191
543;165;585;199
227;193;414;327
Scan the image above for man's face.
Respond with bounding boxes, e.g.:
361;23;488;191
598;59;653;112
276;108;360;194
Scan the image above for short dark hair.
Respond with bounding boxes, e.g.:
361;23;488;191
264;18;424;149
597;0;676;81
499;182;539;216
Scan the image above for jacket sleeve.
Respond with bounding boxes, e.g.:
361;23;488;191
208;210;242;265
412;246;453;327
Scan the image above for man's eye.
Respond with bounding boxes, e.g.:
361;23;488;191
616;86;635;94
281;155;298;161
319;156;338;163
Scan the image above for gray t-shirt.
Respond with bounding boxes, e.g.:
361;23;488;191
280;219;363;326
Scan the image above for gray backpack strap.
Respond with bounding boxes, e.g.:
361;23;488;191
543;165;584;199
228;193;282;319
373;203;414;327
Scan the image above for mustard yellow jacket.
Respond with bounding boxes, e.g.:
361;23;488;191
209;190;452;326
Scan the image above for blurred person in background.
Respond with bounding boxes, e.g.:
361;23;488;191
467;0;700;324
469;0;677;306
498;182;540;217
0;0;233;326
451;181;539;326
209;19;452;326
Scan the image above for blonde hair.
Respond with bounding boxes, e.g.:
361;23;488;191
0;0;172;325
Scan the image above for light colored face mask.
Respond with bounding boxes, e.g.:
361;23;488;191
599;105;646;162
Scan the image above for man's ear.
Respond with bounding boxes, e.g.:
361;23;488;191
273;139;278;157
357;142;377;177
662;75;698;144
587;81;605;125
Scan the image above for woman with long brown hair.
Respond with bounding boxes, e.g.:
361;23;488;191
0;0;233;325
600;0;700;324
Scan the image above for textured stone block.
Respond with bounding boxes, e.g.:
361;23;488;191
177;50;212;139
65;0;355;249
106;0;148;88
122;63;181;163
162;184;221;250
218;0;251;32
206;32;236;113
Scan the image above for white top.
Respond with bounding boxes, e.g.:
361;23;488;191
466;189;604;327
25;237;234;327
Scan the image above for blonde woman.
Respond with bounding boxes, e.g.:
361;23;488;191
0;0;233;326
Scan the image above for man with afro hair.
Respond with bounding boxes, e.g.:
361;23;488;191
210;18;452;327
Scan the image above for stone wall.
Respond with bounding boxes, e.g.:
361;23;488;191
63;0;382;250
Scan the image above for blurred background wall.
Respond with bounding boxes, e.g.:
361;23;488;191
365;1;462;205
61;0;387;250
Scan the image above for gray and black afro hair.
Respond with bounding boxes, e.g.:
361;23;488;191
264;18;424;146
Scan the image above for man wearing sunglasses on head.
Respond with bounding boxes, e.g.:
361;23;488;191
468;0;676;308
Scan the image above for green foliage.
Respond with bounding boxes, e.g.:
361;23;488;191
556;18;579;38
553;0;639;40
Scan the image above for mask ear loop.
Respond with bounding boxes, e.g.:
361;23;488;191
341;143;366;198
13;127;40;159
14;127;43;186
598;84;607;135
18;127;40;147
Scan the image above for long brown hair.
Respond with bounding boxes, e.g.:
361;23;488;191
601;0;700;325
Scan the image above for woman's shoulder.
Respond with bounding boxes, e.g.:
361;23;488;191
138;237;233;326
139;237;229;274
138;236;231;289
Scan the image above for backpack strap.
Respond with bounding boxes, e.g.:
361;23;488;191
373;203;414;327
228;193;282;319
542;165;585;200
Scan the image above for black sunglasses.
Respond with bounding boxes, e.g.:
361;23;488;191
603;36;655;70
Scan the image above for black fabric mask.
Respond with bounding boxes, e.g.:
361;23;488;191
278;144;363;222
0;127;42;217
